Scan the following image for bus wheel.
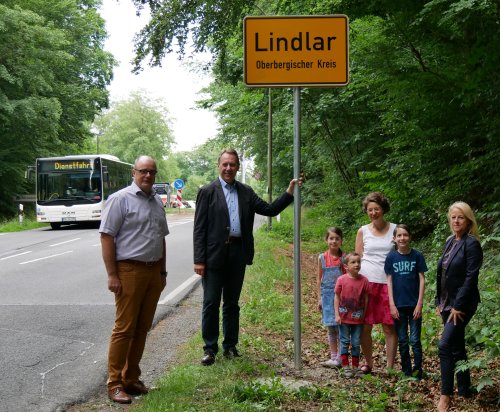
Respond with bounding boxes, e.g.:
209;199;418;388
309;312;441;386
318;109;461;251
50;222;61;230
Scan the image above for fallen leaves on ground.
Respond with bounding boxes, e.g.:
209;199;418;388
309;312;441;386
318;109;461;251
243;245;499;411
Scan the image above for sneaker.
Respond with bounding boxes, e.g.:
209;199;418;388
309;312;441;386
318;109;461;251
321;359;338;368
353;368;364;378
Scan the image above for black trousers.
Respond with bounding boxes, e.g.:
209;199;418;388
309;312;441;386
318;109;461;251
201;241;246;354
439;307;476;396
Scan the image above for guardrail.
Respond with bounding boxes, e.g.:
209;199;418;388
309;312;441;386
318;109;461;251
13;194;36;203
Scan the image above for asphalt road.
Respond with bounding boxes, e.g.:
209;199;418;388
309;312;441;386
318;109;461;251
0;213;198;412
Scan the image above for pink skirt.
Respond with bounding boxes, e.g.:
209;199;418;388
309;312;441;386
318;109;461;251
364;282;394;325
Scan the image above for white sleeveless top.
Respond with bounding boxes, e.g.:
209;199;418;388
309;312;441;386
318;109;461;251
360;222;396;284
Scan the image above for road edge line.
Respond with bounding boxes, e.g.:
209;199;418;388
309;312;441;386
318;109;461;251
159;274;201;306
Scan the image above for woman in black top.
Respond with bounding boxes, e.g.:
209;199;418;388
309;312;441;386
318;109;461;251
436;202;483;412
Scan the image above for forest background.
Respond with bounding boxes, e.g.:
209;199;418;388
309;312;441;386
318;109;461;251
1;0;498;403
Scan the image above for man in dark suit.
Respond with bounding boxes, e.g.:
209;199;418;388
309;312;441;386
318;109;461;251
193;148;300;365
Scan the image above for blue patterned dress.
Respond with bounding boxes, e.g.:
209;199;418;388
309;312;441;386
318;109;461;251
320;252;344;326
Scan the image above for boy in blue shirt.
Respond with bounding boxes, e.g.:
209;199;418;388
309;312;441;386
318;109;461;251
385;224;427;379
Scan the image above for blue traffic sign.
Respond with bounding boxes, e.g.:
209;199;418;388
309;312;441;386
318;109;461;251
173;179;185;190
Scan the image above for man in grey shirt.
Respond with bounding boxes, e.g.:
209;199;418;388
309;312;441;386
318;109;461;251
99;155;169;404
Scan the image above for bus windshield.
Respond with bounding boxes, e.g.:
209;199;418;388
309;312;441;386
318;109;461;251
38;171;102;205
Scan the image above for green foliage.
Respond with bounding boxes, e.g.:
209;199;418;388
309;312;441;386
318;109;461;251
0;0;114;218
135;0;500;238
129;4;499;403
93;90;175;179
131;0;258;72
0;216;48;232
173;140;221;198
233;377;286;406
455;358;496;393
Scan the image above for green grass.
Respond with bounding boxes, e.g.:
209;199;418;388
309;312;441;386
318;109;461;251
0;216;48;232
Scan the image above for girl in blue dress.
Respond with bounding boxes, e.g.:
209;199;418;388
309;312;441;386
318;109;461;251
317;227;345;368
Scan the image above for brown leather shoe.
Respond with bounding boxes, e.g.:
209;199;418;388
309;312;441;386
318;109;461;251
108;387;132;404
124;380;149;395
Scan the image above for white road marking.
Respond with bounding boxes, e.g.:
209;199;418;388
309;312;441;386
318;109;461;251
0;251;32;260
20;250;73;265
50;238;81;247
167;219;193;227
158;274;200;305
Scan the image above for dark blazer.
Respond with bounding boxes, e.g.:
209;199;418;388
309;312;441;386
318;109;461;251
193;178;294;268
435;234;483;313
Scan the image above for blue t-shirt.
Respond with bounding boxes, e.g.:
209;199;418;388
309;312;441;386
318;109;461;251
384;249;428;308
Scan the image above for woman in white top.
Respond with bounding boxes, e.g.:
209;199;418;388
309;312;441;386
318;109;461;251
355;192;398;374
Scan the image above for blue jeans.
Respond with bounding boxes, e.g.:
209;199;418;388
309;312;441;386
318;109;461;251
339;324;363;357
395;307;422;378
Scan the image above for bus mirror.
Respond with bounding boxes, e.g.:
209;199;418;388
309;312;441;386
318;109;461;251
25;166;35;182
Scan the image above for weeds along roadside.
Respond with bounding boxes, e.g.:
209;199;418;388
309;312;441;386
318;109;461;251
0;215;47;232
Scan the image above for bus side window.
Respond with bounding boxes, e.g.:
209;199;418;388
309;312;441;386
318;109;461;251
102;166;111;198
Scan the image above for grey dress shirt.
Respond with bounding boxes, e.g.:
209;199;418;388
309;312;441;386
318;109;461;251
99;182;169;262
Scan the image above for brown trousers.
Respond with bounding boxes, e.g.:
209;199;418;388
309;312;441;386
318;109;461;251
107;261;162;390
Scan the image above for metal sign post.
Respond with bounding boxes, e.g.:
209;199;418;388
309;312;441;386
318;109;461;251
293;87;302;369
243;15;349;370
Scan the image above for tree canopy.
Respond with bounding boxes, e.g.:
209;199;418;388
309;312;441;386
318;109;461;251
93;90;176;182
0;0;114;216
133;0;499;234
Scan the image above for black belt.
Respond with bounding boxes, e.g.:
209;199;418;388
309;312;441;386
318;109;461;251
225;236;242;244
120;259;159;267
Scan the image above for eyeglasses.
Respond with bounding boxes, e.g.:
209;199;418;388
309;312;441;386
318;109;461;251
134;169;158;176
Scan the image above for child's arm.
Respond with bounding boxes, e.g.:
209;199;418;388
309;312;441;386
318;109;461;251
386;274;399;320
413;272;425;319
334;291;341;324
317;257;323;311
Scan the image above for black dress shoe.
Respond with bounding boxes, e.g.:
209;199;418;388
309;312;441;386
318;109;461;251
223;347;241;359
201;351;216;366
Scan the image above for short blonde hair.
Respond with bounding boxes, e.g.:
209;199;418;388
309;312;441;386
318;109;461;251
448;201;480;240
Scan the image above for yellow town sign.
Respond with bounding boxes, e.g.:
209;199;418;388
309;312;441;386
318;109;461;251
244;15;349;87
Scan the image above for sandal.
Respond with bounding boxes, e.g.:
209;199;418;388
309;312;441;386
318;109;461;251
360;364;372;374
